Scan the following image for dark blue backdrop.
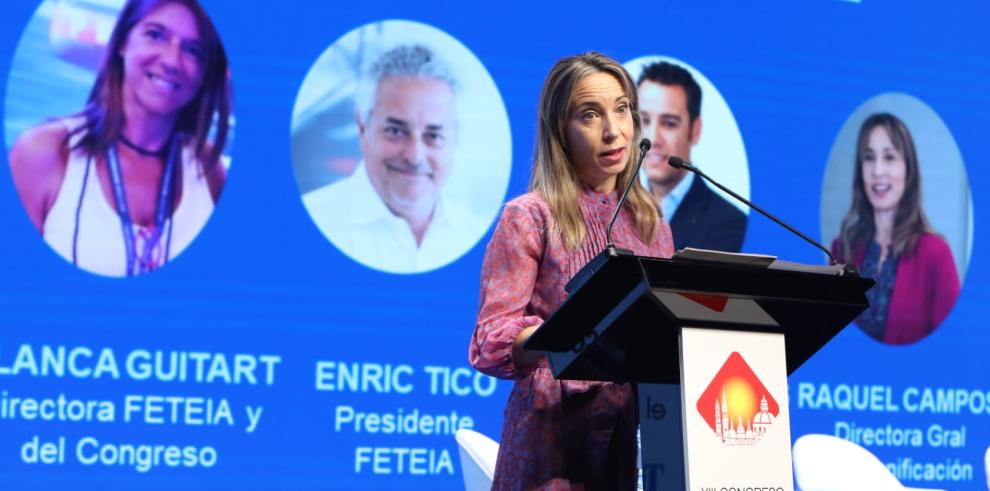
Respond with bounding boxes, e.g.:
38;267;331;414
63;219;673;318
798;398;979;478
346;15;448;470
1;0;987;489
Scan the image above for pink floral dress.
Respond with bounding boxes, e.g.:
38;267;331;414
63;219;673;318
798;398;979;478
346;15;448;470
470;187;674;490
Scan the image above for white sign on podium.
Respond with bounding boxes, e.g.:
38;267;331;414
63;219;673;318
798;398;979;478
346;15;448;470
679;327;793;491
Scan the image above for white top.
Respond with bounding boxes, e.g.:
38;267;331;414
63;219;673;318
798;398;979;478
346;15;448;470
659;171;695;220
302;161;488;274
42;118;215;277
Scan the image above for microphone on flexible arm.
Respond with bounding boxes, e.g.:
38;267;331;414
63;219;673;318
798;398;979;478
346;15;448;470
604;138;652;255
666;155;857;274
565;138;651;293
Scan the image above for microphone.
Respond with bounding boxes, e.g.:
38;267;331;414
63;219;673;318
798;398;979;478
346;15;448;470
605;138;651;254
666;156;691;170
565;138;651;293
666;155;850;270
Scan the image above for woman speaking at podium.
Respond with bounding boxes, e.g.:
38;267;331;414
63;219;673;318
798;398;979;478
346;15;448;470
469;52;674;490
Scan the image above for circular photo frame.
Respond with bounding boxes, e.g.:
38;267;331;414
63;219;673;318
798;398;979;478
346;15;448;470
820;93;972;345
624;55;749;253
291;19;512;274
4;0;234;278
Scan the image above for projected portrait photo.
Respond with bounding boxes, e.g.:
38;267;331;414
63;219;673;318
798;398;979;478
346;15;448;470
821;93;971;345
623;56;749;253
291;20;511;275
4;0;233;278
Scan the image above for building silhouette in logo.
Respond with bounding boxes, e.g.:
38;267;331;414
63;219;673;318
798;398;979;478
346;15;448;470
697;351;780;445
713;387;775;446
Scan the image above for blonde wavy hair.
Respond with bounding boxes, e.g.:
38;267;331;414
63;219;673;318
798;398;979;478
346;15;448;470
530;52;659;250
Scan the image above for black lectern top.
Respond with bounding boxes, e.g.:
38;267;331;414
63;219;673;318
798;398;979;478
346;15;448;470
525;251;873;384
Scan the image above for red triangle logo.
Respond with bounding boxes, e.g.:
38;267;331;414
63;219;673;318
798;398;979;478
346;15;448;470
696;352;779;445
679;293;729;312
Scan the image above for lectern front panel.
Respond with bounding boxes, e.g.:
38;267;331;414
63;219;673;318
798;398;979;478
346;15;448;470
679;327;793;491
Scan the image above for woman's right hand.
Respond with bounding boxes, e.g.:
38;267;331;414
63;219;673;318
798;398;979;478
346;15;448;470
512;325;544;368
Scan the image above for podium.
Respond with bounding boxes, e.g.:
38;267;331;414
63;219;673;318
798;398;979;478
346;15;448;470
524;250;873;490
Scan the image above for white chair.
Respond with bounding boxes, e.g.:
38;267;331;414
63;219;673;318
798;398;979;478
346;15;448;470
984;444;989;490
792;433;945;491
455;428;499;491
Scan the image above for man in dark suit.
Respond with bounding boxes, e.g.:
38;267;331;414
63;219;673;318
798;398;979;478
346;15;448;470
636;61;747;252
